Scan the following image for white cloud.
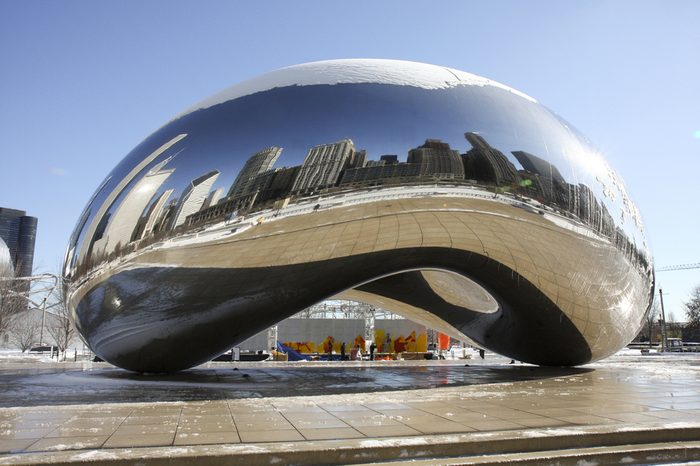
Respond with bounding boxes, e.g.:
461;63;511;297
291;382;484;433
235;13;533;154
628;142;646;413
49;167;69;176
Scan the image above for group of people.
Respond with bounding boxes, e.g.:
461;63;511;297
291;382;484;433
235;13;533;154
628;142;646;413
339;341;381;361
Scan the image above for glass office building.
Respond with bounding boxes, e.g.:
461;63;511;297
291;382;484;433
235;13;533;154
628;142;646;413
0;207;37;278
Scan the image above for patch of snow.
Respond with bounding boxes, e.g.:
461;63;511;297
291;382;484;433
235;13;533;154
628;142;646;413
220;444;270;453
47;442;96;451
358;437;430;448
519;428;587;438
155;447;193;455
72;450;119;460
576;460;599;466
179;59;536;117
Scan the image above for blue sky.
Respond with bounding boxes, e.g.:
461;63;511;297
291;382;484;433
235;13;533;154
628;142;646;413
1;0;698;319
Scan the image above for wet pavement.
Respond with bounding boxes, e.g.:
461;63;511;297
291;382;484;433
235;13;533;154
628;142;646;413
0;357;590;407
0;352;699;464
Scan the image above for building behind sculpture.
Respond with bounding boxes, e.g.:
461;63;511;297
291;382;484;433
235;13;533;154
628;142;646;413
0;207;37;278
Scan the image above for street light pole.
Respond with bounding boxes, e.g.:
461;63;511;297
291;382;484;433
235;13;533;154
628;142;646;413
659;288;668;352
39;296;47;345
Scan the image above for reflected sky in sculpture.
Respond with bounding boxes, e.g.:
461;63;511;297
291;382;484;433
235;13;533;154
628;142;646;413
64;60;653;372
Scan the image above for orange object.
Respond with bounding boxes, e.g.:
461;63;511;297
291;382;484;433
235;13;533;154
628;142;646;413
322;336;334;353
353;334;365;350
438;332;450;350
394;336;407;353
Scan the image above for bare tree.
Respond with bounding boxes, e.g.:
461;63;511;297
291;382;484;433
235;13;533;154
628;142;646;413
45;277;75;360
643;301;660;346
686;285;700;328
0;276;27;338
684;285;700;342
2;272;63;356
9;312;38;352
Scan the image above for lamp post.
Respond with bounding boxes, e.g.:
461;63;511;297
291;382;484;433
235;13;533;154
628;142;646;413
659;288;668;352
38;295;47;345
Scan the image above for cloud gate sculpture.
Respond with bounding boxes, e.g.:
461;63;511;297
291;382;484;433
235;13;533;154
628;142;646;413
64;59;654;372
0;237;13;278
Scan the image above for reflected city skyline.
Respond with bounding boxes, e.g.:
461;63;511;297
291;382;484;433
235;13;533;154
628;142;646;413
66;81;650;275
68;130;649;277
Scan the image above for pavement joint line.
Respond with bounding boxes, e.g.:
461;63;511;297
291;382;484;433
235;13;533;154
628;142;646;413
223;397;240;443
90;406;133;452
1;422;699;465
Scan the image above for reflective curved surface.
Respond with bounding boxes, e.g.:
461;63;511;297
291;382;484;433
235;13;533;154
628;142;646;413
0;237;12;277
64;59;654;372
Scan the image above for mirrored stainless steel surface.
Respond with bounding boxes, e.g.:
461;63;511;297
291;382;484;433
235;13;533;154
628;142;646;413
64;59;653;372
0;237;12;277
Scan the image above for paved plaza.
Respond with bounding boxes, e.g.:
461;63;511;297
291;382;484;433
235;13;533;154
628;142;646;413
0;351;699;464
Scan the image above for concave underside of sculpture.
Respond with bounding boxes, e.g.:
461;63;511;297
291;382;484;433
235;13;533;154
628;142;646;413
64;59;654;372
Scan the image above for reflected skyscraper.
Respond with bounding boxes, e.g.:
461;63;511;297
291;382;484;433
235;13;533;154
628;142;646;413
77;134;187;264
64;176;112;276
353;150;367;169
137;188;174;240
463;133;518;185
340;158;421;186
202;188;224;210
92;158;175;257
512;150;566;184
172;170;221;229
227;147;282;199
258;166;300;204
408;139;464;180
292;139;355;193
512;150;567;204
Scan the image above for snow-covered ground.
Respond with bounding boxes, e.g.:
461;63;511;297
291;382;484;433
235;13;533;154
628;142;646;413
0;348;91;364
587;347;700;375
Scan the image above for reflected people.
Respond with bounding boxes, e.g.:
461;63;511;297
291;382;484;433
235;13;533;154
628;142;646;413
63;59;653;372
